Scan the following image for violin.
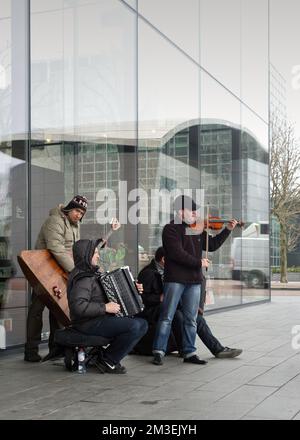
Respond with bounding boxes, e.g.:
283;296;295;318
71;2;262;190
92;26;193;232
204;216;244;231
189;216;244;231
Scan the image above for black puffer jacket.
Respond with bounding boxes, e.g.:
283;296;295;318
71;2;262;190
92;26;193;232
138;259;163;309
137;259;163;324
67;239;107;327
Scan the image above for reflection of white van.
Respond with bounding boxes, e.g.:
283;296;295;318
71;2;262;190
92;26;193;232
231;237;269;288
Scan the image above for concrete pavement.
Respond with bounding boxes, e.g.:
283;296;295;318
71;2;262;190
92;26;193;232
0;295;300;420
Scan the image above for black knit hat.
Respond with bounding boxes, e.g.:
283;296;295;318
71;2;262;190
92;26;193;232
173;195;199;212
62;195;88;219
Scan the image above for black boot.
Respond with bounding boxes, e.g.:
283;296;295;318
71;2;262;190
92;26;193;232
183;354;207;365
24;352;42;362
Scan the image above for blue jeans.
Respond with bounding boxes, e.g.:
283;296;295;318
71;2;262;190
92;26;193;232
78;316;148;365
153;282;201;358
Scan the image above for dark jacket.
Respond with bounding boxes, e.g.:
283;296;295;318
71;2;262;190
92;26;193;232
138;258;207;313
138;259;163;308
162;220;231;284
137;259;163;324
67;239;106;328
134;258;178;354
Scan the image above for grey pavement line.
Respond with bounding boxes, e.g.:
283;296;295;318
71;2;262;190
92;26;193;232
0;383;122;417
244;345;298;361
238;339;288;352
240;369;300;420
292;409;300;420
246;356;300;382
33;408;59;419
245;383;282;388
231;384;281;420
194;367;247;390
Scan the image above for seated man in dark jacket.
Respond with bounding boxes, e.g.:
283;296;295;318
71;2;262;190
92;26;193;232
67;239;148;374
136;247;242;359
133;247;182;355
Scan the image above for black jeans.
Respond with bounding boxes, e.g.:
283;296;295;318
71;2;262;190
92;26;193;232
25;292;61;354
176;309;224;356
79;315;148;365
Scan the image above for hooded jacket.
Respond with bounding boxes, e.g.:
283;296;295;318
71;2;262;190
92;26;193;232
35;204;80;272
67;239;107;328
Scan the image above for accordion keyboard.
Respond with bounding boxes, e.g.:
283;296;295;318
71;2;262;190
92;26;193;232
98;267;144;317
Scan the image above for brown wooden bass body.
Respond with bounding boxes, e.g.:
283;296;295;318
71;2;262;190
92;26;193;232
18;250;71;327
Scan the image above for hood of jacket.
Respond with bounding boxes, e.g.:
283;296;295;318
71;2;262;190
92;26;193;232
48;204;80;227
48;204;65;218
73;239;102;272
68;239;102;292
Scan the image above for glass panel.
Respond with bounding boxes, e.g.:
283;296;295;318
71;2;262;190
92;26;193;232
30;0;138;345
241;0;269;120
0;1;29;348
138;19;201;269
241;107;270;303
138;0;200;63
123;0;137;9
200;0;241;97
31;0;137;144
200;71;242;310
31;0;138;267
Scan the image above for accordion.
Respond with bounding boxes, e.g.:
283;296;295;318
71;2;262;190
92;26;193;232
97;266;144;317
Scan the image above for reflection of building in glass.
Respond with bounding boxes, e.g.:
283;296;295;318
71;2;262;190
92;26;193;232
38;120;269;275
270;63;287;120
137;122;269;278
0;0;270;349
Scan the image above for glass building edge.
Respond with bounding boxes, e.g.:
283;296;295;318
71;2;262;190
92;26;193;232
137;0;268;124
0;1;270;350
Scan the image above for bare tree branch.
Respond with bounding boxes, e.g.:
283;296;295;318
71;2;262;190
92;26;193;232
270;112;300;282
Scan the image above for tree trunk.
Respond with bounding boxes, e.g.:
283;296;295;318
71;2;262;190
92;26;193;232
280;222;288;283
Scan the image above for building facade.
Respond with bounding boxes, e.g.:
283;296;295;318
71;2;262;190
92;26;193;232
0;0;270;350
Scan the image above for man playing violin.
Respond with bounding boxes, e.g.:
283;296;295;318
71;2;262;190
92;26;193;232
152;195;239;366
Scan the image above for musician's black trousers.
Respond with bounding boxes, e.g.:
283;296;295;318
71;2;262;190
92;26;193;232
82;316;148;365
25;292;61;354
175;309;224;356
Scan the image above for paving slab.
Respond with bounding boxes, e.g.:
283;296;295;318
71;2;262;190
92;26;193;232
1;295;300;420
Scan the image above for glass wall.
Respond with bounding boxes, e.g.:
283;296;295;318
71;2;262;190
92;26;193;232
199;71;242;309
0;1;29;349
138;0;200;63
241;0;269;121
199;0;241;97
0;0;270;350
240;107;269;303
138;17;201;266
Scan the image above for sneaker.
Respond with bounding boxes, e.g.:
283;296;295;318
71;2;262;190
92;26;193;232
183;355;207;365
152;353;163;366
24;352;42;362
96;358;127;374
215;347;243;359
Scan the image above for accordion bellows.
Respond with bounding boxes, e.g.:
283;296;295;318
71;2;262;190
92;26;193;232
97;266;144;317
